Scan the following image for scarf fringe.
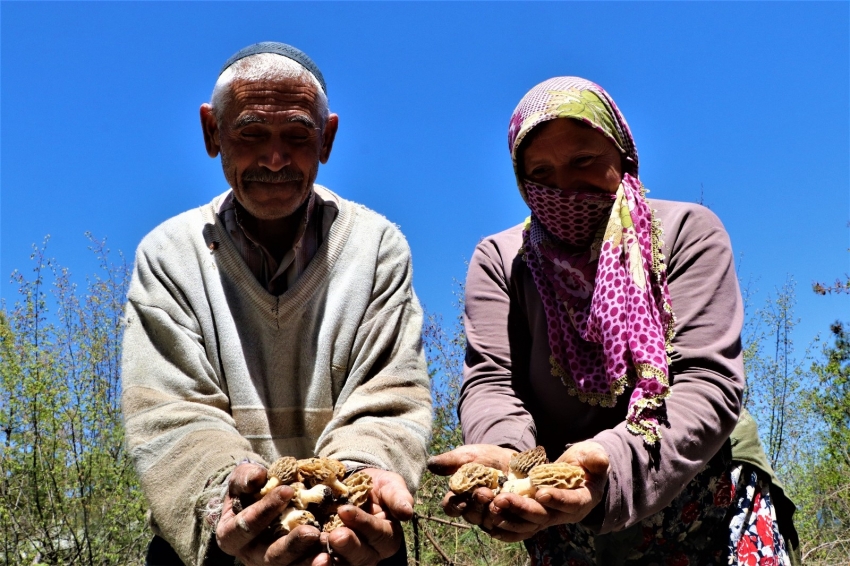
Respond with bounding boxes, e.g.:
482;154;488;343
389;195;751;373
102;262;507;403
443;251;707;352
551;356;629;408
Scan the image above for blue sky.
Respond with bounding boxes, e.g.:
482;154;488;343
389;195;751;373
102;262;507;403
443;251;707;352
2;1;848;353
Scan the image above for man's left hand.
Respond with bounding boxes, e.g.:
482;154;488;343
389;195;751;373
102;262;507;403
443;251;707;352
322;468;412;565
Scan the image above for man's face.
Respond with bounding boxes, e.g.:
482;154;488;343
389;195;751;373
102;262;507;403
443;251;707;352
201;75;338;220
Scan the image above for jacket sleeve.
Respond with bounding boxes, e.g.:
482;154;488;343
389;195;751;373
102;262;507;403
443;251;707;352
459;236;538;451
121;239;263;566
592;203;745;533
314;222;432;493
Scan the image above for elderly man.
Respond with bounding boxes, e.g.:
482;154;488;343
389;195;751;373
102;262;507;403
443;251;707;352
121;42;431;566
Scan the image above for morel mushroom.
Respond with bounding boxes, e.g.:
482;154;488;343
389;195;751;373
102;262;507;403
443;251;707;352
289;481;334;510
298;458;350;498
257;456;376;535
501;462;585;497
260;456;299;497
323;513;344;532
342;471;373;507
314;470;374;518
507;446;549;481
448;462;506;495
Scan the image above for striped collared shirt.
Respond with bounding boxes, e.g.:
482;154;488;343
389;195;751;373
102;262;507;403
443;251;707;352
218;187;339;295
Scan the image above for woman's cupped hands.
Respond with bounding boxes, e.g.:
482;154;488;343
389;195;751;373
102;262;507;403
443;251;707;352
426;442;610;542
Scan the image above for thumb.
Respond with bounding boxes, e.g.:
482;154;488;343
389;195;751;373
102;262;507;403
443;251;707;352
426;447;475;476
369;469;414;520
560;441;610;477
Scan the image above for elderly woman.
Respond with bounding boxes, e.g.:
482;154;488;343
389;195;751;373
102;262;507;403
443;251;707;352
429;78;798;565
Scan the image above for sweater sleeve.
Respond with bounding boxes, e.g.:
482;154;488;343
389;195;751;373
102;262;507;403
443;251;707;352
459;235;538;451
592;203;745;533
314;222;432;492
121;240;264;566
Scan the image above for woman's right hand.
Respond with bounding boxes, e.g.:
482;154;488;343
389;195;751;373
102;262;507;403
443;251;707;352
426;444;517;531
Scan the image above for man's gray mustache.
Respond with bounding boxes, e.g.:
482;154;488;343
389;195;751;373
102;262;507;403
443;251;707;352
242;170;304;183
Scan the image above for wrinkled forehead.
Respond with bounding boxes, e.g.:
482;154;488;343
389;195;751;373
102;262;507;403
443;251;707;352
508;77;638;169
226;76;323;122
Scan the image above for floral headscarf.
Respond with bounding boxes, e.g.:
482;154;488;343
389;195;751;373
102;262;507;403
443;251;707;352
510;77;675;445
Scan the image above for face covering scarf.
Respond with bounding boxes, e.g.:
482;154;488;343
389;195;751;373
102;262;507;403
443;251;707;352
510;77;676;445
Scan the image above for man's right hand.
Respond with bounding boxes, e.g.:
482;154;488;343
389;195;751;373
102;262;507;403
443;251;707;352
216;462;327;565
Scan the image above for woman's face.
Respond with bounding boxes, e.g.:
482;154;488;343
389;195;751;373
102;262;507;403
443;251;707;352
520;118;624;193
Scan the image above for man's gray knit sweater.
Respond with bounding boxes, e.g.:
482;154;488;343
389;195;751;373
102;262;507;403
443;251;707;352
121;188;432;565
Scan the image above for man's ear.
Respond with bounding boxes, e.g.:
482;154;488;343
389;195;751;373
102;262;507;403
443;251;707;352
319;113;339;164
200;103;221;158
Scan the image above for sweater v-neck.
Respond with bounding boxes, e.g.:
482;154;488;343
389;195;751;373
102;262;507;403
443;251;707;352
201;188;355;323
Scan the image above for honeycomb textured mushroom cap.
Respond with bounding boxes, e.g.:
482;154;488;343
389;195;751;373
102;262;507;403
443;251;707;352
323;514;344;532
297;458;349;497
509;446;549;478
260;456;300;496
528;463;585;490
448;462;505;494
268;456;299;483
298;458;345;483
343;471;373;507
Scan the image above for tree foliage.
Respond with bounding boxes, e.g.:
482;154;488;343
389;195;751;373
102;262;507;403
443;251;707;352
742;278;850;565
1;236;849;565
0;237;147;565
793;321;850;564
403;288;527;565
741;278;811;474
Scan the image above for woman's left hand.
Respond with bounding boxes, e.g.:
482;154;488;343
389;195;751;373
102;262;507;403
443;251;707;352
486;441;610;542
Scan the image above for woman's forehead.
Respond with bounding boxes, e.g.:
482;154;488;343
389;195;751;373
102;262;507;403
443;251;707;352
523;118;619;157
508;77;639;185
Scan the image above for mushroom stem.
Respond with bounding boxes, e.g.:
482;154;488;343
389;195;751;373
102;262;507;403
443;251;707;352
501;478;536;497
260;476;282;497
277;507;319;534
292;484;332;510
325;477;350;498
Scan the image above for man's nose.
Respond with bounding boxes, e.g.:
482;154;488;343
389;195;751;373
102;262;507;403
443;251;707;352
258;139;291;171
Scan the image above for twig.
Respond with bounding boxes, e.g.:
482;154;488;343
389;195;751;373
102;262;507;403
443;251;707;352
802;537;850;561
420;521;454;565
418;513;472;530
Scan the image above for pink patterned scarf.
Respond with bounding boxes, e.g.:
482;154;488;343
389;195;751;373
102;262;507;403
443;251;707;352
510;77;675;445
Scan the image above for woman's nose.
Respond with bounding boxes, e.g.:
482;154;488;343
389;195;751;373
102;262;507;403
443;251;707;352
553;167;577;192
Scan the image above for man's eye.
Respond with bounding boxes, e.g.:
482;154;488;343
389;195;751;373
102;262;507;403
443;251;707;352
284;128;316;143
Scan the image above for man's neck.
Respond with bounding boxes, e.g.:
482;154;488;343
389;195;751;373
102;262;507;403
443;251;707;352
235;193;311;263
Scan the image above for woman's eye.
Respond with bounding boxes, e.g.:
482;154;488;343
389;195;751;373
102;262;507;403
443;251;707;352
574;155;595;167
528;166;550;178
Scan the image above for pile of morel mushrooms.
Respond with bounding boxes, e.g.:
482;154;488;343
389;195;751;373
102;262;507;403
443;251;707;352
258;457;372;535
448;446;585;497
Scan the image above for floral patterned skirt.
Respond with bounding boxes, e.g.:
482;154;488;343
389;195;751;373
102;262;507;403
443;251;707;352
525;449;791;566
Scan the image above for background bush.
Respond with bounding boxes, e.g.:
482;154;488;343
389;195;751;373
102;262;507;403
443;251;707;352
0;242;847;565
